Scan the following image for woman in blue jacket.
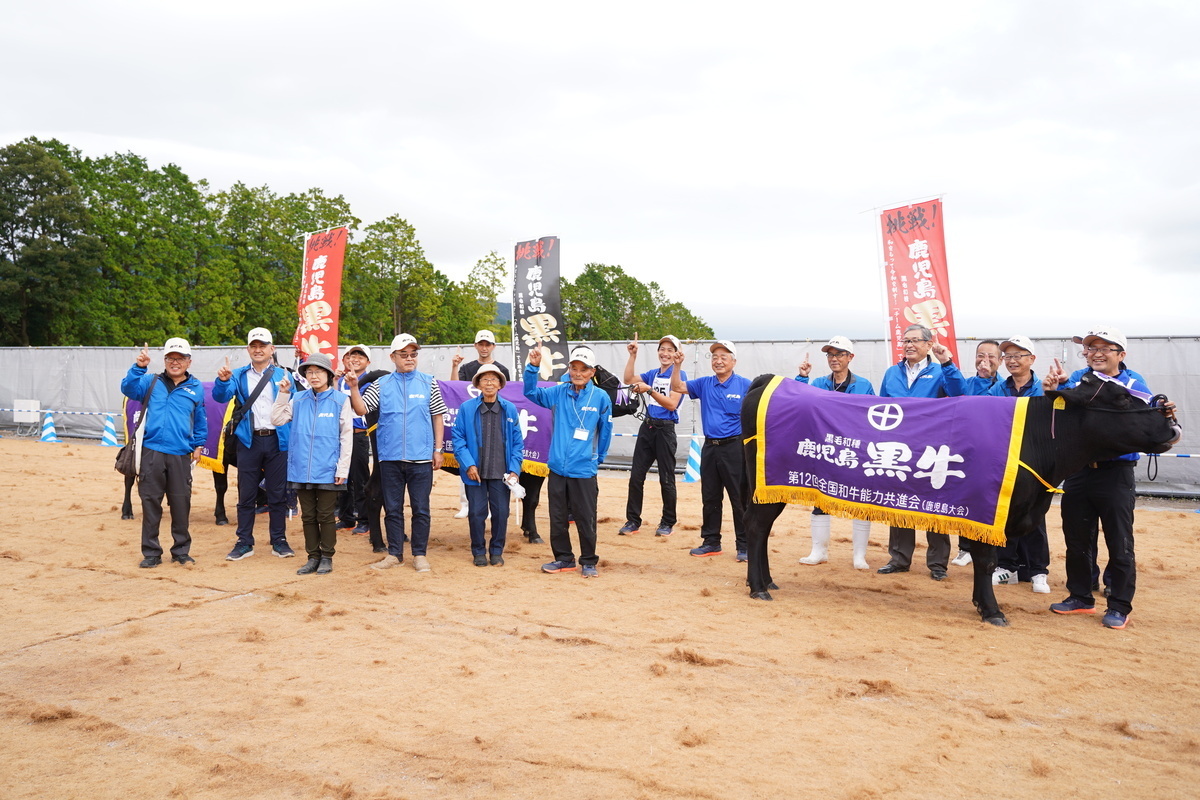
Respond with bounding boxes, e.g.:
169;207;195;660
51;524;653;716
272;353;354;575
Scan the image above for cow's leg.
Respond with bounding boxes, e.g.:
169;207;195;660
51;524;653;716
213;470;229;525
971;541;1007;626
121;474;135;520
746;502;786;600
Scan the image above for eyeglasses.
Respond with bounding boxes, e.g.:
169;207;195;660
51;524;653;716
164;356;190;364
393;352;418;359
1001;353;1031;361
826;351;851;359
1083;346;1121;354
901;338;929;345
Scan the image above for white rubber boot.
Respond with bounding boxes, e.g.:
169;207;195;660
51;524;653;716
799;514;831;565
454;484;469;519
851;519;871;570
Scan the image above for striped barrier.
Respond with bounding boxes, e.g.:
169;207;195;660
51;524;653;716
100;414;121;447
39;413;61;443
684;437;702;483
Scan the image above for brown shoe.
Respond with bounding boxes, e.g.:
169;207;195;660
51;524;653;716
371;554;401;570
413;555;431;573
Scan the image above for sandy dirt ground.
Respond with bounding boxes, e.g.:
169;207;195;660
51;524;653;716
1;436;1199;800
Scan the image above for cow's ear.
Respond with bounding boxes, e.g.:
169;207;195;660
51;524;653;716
1047;385;1085;407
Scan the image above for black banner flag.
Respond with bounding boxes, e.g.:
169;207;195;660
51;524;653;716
512;236;570;381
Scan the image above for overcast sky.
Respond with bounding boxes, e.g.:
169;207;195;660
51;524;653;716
6;0;1199;341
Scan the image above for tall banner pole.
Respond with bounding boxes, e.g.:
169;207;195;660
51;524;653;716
879;198;959;364
512;235;570;381
293;226;349;361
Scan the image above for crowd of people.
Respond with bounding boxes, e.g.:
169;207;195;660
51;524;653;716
121;323;1153;629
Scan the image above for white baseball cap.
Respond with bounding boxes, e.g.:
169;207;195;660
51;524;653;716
389;333;420;353
821;336;855;355
163;337;192;357
472;363;507;388
247;327;273;345
658;335;682;352
1073;326;1126;352
1000;335;1037;356
710;340;737;358
474;330;497;344
569;346;598;368
343;344;372;361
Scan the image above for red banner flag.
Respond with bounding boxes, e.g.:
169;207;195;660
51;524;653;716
293;227;348;360
880;199;959;364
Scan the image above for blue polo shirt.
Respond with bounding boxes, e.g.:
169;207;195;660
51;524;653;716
640;365;686;422
685;373;752;439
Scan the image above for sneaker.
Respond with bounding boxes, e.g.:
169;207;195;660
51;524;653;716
1031;574;1051;594
413;555;431;573
225;544;254;561
736;551;748;562
581;564;599;578
138;556;162;568
689;544;723;558
1101;609;1129;629
352;524;369;535
618;522;639;536
336;519;355;530
992;568;1018;585
371;554;401;570
171;554;196;566
951;551;972;567
273;543;296;558
655;525;673;537
1050;598;1096;615
542;559;577;573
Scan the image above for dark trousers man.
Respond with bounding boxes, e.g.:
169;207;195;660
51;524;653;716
547;472;598;567
235;432;289;548
379;460;432;559
699;438;746;552
466;479;510;557
625;420;678;528
518;471;545;539
139;448;194;559
997;518;1050;579
1061;463;1136;615
886;528;950;572
364;457;386;552
337;430;371;526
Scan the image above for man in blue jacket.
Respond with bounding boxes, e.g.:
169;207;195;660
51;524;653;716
121;338;208;568
524;345;613;577
452;364;524;567
876;324;967;581
213;327;295;561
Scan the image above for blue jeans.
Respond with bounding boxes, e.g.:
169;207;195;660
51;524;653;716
465;479;510;556
379;460;433;558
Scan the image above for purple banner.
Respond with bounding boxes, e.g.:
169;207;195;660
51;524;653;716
439;379;555;476
123;379;234;473
754;377;1023;544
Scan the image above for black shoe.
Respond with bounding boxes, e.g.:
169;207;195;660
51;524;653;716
930;568;947;581
372;545;387;553
473;554;488;567
877;563;909;574
138;556;162;568
490;554;504;566
171;554;195;566
297;558;320;575
316;557;333;575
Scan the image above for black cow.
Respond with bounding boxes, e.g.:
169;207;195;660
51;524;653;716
743;372;1181;626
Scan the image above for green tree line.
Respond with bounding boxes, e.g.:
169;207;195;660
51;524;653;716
0;137;712;348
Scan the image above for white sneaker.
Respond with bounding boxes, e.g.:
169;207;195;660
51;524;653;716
454;504;469;519
951;551;972;567
1031;574;1050;594
371;554;400;570
992;568;1018;585
413;555;431;573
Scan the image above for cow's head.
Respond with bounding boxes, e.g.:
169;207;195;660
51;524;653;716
1049;373;1181;459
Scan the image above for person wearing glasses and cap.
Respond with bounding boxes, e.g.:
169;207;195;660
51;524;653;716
121;338;208;568
669;340;753;562
1042;326;1157;630
794;336;875;570
985;335;1051;595
350;333;448;574
214;327;296;562
524;344;613;577
948;339;1004;567
619;334;688;538
876;323;967;581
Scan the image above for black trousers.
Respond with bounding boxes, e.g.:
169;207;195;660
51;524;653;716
699;439;746;551
1061;463;1136;614
337;430;370;525
518;471;545;537
624;420;678;527
997;516;1050;578
547;472;598;566
138;448;193;559
365;456;386;551
886;527;950;572
234;433;289;548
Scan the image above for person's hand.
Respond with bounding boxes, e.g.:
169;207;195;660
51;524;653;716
452;347;464;371
672;349;685;367
1043;357;1068;392
344;371;358;389
278;375;291;393
334;477;346;485
931;342;953;364
433;450;444;470
191;446;203;463
798;352;811;377
632;381;650;394
334;366;346;379
528;346;542;367
627;333;639;356
467;465;480;482
216;355;232;381
136;342;150;368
